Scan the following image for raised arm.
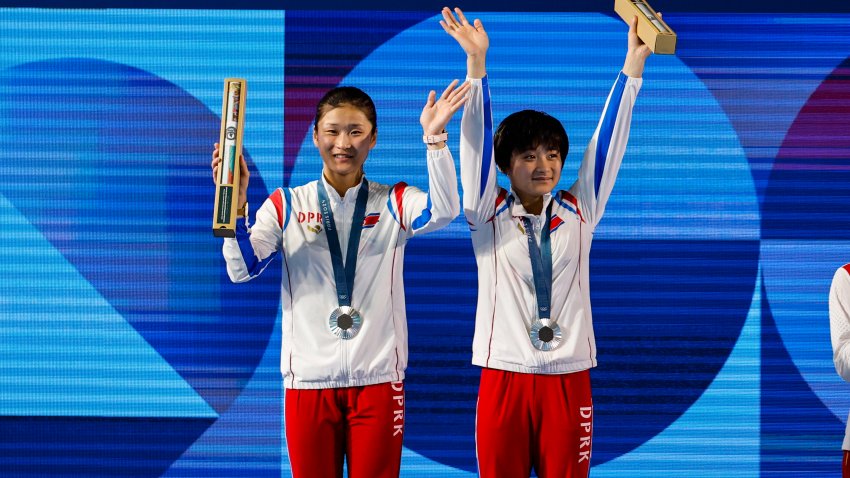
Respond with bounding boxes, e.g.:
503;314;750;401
622;14;654;79
391;79;467;236
441;7;498;226
212;146;285;282
572;15;651;228
440;7;487;80
831;266;850;381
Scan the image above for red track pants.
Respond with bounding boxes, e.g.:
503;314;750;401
844;450;850;478
284;381;405;478
476;368;593;478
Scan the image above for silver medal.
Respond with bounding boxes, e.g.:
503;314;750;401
329;306;362;340
529;319;562;351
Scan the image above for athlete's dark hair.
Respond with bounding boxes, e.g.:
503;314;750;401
314;86;377;134
493;110;569;172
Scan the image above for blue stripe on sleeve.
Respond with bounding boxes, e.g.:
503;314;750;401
554;195;578;217
493;193;514;219
594;72;627;199
282;187;292;231
248;251;277;278
494;201;510;218
411;195;432;230
234;220;258;271
480;75;493;199
235;218;278;277
386;187;401;225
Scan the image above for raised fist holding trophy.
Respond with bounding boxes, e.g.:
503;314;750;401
615;0;676;54
212;79;248;237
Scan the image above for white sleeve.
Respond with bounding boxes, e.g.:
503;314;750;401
572;71;642;229
222;189;286;283
460;76;501;226
830;266;850;382
388;147;460;237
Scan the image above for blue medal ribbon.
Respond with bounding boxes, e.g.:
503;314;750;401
520;198;554;321
317;177;369;307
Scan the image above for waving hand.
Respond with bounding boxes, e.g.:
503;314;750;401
440;7;488;79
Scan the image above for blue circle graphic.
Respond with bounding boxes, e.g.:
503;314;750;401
0;59;280;417
761;56;850;422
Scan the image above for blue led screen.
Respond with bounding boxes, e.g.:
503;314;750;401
0;7;849;477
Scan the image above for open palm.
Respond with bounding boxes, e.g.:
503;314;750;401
420;79;471;135
440;7;488;58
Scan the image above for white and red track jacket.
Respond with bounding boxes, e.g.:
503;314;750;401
222;148;459;389
460;72;642;374
829;264;850;449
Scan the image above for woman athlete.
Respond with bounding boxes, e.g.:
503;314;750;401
442;7;654;477
213;79;469;477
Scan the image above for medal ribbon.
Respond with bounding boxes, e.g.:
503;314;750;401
520;198;554;321
317;177;369;307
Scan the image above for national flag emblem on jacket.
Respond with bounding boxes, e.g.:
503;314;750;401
549;215;564;233
362;213;380;229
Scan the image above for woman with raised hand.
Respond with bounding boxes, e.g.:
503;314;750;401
441;7;653;477
212;79;468;477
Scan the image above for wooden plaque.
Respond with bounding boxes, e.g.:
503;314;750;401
212;78;247;238
614;0;677;55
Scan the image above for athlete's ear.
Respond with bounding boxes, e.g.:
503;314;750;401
312;129;319;147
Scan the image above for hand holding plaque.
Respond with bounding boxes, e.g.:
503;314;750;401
212;78;247;237
615;0;676;55
211;143;249;209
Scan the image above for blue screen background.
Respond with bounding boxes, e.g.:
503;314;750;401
0;7;848;477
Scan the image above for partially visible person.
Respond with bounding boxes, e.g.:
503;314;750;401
829;263;850;478
212;79;468;477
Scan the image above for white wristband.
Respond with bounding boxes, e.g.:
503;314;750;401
422;132;448;144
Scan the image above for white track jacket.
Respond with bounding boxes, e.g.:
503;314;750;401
461;73;642;374
829;264;850;449
223;148;459;389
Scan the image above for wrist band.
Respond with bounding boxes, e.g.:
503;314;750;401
422;131;448;144
236;202;248;218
